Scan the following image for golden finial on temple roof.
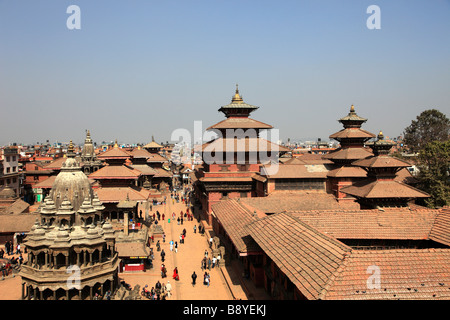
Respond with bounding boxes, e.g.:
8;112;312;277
232;83;243;103
350;104;355;112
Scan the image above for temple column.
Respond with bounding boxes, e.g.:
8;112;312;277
124;212;129;236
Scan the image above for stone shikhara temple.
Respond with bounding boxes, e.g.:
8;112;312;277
19;141;120;300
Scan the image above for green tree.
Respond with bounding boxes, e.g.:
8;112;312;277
417;140;450;208
403;109;450;152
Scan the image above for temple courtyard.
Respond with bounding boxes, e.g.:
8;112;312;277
0;191;269;300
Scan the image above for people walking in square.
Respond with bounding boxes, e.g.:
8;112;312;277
193;225;197;234
161;249;166;262
191;271;197;286
169;240;174;252
212;256;216;268
165;281;172;298
207;257;212;270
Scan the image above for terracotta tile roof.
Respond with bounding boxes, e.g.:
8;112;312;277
33;175;57;189
95;187;149;203
329;128;376;140
130;148;154;159
201;137;290;153
88;165;141;179
245;209;450;300
146;153;167;163
211;199;261;254
43;157;74;170
291;209;436;240
239;191;354;214
394;168;418;185
261;163;329;179
143;141;163;149
152;167;172;178
429;208;450;247
128;164;158;176
206;117;273;130
327;166;367;178
97;147;131;159
246;212;352;300
0;213;38;233
282;157;306;165
341;180;430;199
323;147;373;161
324;249;450;300
352;155;412;168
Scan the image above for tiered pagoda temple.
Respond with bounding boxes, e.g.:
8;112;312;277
193;85;289;224
340;131;429;208
324;105;376;201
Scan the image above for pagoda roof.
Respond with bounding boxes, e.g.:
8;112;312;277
129;147;154;159
338;105;368;123
218;85;260;117
153;167;173;178
340;180;430;199
323;147;373;161
261;163;328;179
97;145;131;160
206;117;273;131
146;153;167;163
143;141;163;149
88;165;141;180
201;137;290;153
352;155;412;169
127;164;158;176
326;166;367;178
329;128;376;140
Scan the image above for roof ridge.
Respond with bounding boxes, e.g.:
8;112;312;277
319;247;352;300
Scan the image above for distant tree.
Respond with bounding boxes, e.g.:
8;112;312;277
416;140;450;208
403;109;450;152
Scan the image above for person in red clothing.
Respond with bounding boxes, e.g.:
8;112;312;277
173;267;179;281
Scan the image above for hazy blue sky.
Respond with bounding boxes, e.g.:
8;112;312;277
0;0;449;146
